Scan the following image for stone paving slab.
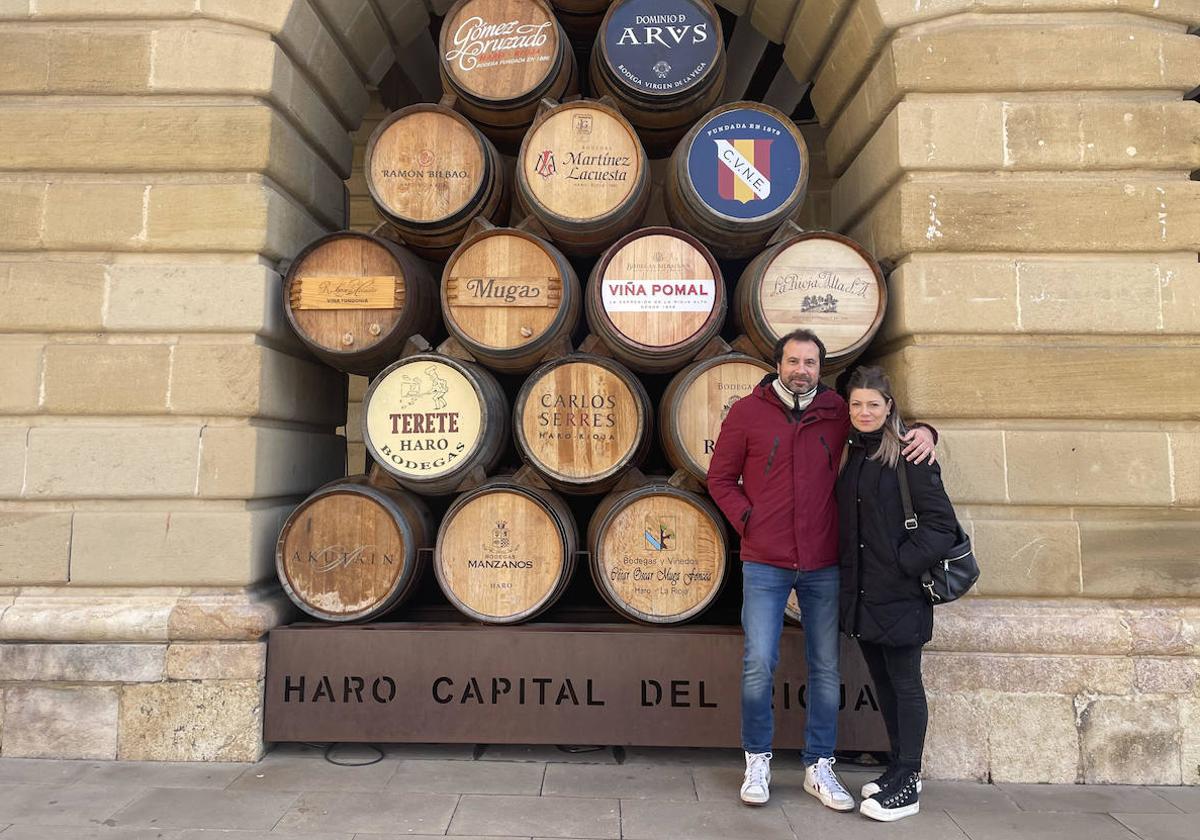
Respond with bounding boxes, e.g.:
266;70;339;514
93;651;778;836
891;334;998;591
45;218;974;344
109;788;300;831
542;762;698;800
947;810;1141;840
0;758;89;786
175;832;352;840
226;751;399;792
475;744;620;764
0;828;188;839
1150;786;1200;813
71;760;251;789
622;799;796;840
998;782;1184;813
782;803;971;839
379;742;478;760
0;782;144;826
273;790;459;835
385;758;546;795
448;793;621;838
1112;812;1196;840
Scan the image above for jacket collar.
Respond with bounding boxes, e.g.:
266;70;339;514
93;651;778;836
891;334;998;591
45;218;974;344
752;374;844;418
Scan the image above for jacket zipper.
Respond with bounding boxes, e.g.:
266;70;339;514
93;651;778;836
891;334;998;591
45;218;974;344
763;436;780;476
819;435;832;470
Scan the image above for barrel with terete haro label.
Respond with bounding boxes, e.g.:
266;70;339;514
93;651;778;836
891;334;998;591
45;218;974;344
362;353;509;495
365;102;508;260
588;0;726;157
585;226;726;373
733;229;887;373
665;101;810;259
435;476;579;624
282;231;440;377
275;473;434;623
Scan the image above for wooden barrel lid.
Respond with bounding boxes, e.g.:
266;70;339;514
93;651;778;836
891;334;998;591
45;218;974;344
683;102;808;223
443;228;567;351
598;0;721;100
441;0;561;103
436;483;574;623
367;105;488;226
521;102;643;221
754;232;886;359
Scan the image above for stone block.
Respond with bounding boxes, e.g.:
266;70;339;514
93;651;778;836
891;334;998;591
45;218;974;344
1160;255;1200;332
971;519;1081;597
1079;695;1181;784
23;425;199;499
0;261;106;331
751;0;801;43
930;598;1137;656
0;30;50;93
48;29;151;93
782;0;852;80
347;441;367;475
0;181;46;249
167;587;297;641
34;0;196;15
0;341;42;413
348;373;369;402
1080;519;1200;597
0;427;28;497
0;643;164;682
197;425;345;498
3;685;119;759
119;680;264;761
165;642;266;680
1005;431;1172;507
41;344;170;415
0;588;175;642
1134;657;1199;694
0;513;71;584
1171;432;1200;507
310;0;392;95
1181;696;1200;785
925;428;1006;504
922;691;989;781
925;652;1132;696
42;181;146;249
881;257;1017;341
984;692;1079;783
345;400;363;444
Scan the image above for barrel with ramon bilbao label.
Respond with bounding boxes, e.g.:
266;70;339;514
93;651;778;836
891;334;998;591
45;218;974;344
363;354;509;495
666;101;810;258
590;0;725;156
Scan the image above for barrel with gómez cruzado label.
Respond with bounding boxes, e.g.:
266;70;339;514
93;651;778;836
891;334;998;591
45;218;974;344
666;101;810;259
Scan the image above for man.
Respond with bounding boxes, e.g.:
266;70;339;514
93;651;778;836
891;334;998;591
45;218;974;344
707;329;935;808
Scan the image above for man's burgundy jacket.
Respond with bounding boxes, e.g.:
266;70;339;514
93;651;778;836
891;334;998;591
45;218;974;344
707;375;851;572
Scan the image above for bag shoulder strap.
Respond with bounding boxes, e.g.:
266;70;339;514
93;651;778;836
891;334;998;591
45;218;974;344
896;459;918;531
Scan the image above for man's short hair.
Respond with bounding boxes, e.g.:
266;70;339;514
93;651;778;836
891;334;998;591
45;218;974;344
772;329;827;367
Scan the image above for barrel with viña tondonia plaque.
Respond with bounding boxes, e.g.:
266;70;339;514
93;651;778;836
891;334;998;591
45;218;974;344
588;479;728;624
363;353;509;495
439;0;578;153
666;101;810;259
435;477;579;624
275;473;434;622
513;353;652;494
365;102;508;260
515;98;650;256
585;226;726;373
659;352;774;482
283;231;440;376
589;0;725;157
733;230;887;373
442;220;581;374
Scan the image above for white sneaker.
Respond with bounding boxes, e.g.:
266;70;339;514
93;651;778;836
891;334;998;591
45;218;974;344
740;751;772;805
803;756;855;811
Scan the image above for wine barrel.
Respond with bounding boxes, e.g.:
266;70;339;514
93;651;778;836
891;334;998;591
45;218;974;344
659;352;774;481
439;0;578;153
513;353;652;494
589;0;726;157
585;226;726;373
550;0;608;49
275;474;434;622
283;231;440;376
515;98;651;256
363;353;509;494
733;230;887;372
588;480;728;624
665;101;810;259
442;222;582;373
365;103;509;260
435;477;579;623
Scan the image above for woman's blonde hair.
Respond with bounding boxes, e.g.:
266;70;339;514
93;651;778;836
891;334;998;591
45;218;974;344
846;365;906;469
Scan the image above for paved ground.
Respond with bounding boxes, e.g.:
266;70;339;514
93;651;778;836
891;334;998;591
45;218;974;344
0;744;1192;839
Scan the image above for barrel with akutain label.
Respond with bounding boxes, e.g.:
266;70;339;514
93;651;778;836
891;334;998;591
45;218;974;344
365;103;508;259
733;230;886;372
586;226;726;373
283;231;440;376
442;223;581;373
516;98;650;256
514;353;652;494
275;475;434;622
363;354;509;494
589;0;725;157
588;480;727;624
435;478;578;623
666;101;810;258
659;353;774;481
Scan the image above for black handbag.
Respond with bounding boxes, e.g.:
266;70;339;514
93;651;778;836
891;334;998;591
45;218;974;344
896;461;980;604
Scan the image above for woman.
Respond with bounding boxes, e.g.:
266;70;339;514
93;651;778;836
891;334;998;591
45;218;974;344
836;366;957;822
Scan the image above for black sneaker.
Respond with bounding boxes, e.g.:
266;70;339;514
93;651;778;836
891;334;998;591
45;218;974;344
859;770;920;822
861;765;923;798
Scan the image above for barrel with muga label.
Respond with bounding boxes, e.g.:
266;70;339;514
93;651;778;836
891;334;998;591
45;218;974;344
589;0;725;157
588;480;728;624
440;0;578;152
442;224;581;373
363;354;509;494
659;353;773;481
283;231;440;376
586;226;726;373
435;478;578;623
733;230;887;372
275;475;434;622
516;99;651;256
666;101;810;258
514;354;653;494
365;103;508;259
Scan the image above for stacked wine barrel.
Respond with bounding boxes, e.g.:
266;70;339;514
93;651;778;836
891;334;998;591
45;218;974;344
276;0;890;628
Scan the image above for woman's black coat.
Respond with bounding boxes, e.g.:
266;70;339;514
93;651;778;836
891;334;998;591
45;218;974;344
836;431;959;647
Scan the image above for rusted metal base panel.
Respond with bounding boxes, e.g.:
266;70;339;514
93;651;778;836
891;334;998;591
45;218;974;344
265;622;888;750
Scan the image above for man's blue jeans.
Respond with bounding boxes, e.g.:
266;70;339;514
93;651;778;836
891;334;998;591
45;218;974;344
741;561;840;764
